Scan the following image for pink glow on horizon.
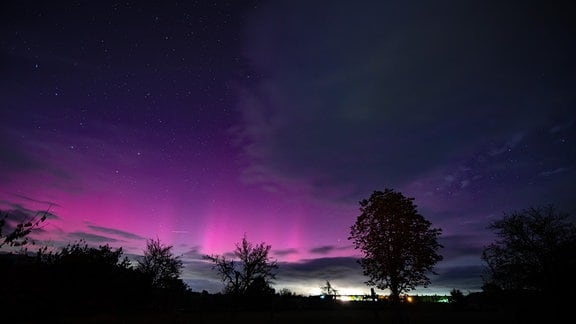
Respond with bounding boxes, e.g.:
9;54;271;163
2;149;363;263
0;124;366;262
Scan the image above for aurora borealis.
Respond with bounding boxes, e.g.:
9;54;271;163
1;0;574;295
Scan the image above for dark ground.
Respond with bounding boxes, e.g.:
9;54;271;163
17;301;561;324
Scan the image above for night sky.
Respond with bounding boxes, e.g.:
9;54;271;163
1;0;574;296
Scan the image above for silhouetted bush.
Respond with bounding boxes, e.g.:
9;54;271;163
0;240;193;321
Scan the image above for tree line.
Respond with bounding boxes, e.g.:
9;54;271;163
1;188;575;316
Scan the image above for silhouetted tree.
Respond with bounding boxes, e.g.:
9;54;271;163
278;287;294;297
38;240;131;267
137;237;185;290
204;234;278;296
0;208;48;249
321;280;338;297
349;189;443;304
450;288;466;309
27;240;151;314
481;204;576;293
246;276;276;296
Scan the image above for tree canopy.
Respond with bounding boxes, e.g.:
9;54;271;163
1;240;153;316
349;189;443;304
137;237;185;290
482;204;576;293
204;234;278;296
37;240;131;269
0;209;48;249
321;280;338;297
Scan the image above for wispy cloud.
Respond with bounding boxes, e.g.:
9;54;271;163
4;193;62;208
309;245;335;255
309;244;354;256
68;231;119;243
274;248;299;257
87;224;145;241
539;167;569;177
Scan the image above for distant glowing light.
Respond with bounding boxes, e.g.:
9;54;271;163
336;295;352;302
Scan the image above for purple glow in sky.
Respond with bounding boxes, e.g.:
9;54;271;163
1;0;575;296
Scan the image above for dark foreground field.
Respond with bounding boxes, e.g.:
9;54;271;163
8;288;565;324
51;309;515;324
38;303;559;324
